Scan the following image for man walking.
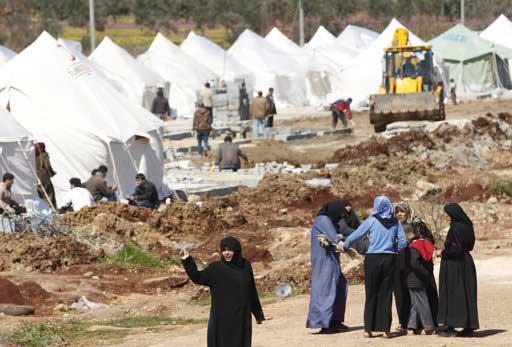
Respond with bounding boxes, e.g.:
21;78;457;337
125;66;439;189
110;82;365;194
199;82;215;119
265;88;277;139
193;102;212;156
250;91;269;140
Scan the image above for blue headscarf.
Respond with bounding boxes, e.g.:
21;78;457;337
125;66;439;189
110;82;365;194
373;196;394;218
373;196;398;228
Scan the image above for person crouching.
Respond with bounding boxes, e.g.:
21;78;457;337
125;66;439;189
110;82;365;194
127;173;159;209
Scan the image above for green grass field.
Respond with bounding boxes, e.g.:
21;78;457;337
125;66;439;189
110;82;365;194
61;16;229;55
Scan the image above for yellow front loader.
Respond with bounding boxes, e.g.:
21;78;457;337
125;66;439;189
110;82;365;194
369;28;445;132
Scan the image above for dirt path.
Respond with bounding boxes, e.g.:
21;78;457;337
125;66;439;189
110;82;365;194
101;255;512;347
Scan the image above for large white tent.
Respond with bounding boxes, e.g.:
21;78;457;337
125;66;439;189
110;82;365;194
180;31;253;84
337;25;379;51
305;26;359;68
0;46;16;66
229;29;308;106
138;33;217;118
265;27;339;105
338;18;446;108
0;109;38;203
480;14;512;49
90;36;168;110
0;32;163;205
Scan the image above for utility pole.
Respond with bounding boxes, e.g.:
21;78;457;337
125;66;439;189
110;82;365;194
89;0;96;50
461;0;465;25
299;0;304;47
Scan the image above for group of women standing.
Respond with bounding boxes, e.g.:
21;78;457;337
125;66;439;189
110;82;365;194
178;195;479;346
307;196;479;339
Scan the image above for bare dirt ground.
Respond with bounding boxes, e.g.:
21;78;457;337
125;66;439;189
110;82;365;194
113;252;512;347
1;99;512;346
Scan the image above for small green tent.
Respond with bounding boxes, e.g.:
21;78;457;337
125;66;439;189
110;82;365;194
429;24;512;96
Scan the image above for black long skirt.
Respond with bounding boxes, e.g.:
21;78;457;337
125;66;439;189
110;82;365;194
364;254;396;332
393;250;411;328
438;252;479;330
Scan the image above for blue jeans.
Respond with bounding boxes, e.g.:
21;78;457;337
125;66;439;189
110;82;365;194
332;109;347;128
135;200;156;209
253;118;268;139
196;132;211;155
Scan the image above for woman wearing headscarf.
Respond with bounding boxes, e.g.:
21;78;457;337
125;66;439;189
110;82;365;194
393;200;415;333
307;200;351;333
438;203;479;337
343;196;408;338
331;200;369;255
181;237;265;347
35;142;57;208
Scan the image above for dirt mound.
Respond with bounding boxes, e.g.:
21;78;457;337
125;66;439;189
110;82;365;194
331;131;435;165
443;182;490;203
21;238;103;272
18;281;51;305
0;278;25;305
149;200;247;236
63;203;153;226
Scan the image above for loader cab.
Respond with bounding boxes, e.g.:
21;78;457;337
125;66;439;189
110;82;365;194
380;46;435;95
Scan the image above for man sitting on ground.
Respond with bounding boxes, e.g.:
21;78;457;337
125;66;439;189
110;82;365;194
60;178;94;213
0;173;26;214
215;135;248;172
128;173;159;209
86;166;118;202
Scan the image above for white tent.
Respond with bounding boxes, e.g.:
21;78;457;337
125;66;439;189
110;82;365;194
338;18;446;108
59;39;82;53
337;25;379;51
0;108;38;203
58;38;132;100
481;14;512;49
305;26;359;68
228;29;308;106
0;32;163;206
138;33;217;118
0;46;16;66
180;31;253;84
265;27;340;105
90;36;168;110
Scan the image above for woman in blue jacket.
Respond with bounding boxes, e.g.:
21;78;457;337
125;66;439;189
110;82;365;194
343;196;408;338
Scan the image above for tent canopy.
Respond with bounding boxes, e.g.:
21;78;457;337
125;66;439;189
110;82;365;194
0;108;38;202
90;36;168;107
180;31;252;83
0;32;163;205
138;33;217;117
229;29;308;106
0;108;33;142
305;26;359;68
337;25;379;51
306;26;336;49
0;46;16;65
265;27;340;104
481;14;512;49
430;24;512;95
430;24;512;62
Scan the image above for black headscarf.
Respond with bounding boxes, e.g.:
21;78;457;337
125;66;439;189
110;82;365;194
444;203;475;251
317;200;360;229
220;237;246;268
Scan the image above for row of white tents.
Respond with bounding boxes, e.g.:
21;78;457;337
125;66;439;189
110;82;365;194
2;16;512;208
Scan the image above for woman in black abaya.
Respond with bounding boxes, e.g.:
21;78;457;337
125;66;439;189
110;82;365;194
181;237;265;346
438;203;479;337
